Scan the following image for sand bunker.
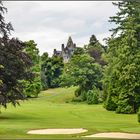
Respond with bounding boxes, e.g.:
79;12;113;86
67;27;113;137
84;132;140;139
27;128;88;134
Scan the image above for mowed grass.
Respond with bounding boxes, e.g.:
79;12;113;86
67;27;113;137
0;87;140;139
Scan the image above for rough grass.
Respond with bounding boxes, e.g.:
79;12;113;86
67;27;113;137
0;87;140;139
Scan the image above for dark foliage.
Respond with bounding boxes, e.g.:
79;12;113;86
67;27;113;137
0;1;33;108
41;54;64;89
0;38;33;107
85;34;107;66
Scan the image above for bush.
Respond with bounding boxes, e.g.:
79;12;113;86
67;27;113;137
75;87;82;97
104;93;117;111
21;76;42;98
51;78;61;88
87;87;100;104
116;98;135;114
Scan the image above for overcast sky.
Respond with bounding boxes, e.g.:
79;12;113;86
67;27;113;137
3;1;118;56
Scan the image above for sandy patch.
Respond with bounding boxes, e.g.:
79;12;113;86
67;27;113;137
84;132;140;139
27;128;88;134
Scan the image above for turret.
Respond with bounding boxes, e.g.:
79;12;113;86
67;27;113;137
53;49;56;55
66;36;73;48
61;44;64;51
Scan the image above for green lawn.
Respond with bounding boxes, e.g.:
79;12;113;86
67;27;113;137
0;87;140;139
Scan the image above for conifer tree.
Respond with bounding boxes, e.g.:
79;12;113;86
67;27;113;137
103;1;140;113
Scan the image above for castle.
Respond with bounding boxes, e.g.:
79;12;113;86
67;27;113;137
53;36;77;63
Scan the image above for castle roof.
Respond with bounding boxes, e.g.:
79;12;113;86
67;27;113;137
66;36;74;47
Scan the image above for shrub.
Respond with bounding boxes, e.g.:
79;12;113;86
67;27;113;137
87;87;100;104
21;77;41;98
104;93;117;111
75;87;82;97
116;95;135;114
116;104;134;114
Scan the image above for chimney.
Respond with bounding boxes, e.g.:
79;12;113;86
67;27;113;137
62;44;64;51
54;49;56;55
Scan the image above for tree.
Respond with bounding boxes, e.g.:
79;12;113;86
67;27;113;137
41;52;49;89
103;1;140;113
41;54;64;89
0;1;13;38
51;55;64;88
73;47;85;56
22;40;42;98
0;38;33;107
61;54;102;101
0;1;33;108
84;35;106;66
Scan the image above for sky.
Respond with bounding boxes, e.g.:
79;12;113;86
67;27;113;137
3;1;118;56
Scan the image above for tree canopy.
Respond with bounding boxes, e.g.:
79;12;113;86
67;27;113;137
22;40;42;98
103;1;140;114
84;34;106;66
61;53;102;101
41;54;64;89
0;1;33;108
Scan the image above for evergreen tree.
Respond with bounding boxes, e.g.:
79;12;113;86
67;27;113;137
103;1;140;113
84;34;106;66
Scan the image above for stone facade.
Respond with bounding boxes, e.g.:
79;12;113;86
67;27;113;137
53;36;76;63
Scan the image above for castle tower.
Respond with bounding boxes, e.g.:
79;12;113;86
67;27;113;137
61;44;64;51
53;36;77;63
53;49;57;55
66;36;74;48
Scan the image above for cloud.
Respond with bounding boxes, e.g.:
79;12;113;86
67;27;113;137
3;1;118;56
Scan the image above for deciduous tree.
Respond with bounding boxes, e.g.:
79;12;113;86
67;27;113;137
61;54;102;101
41;54;64;89
0;1;33;108
22;40;42;98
